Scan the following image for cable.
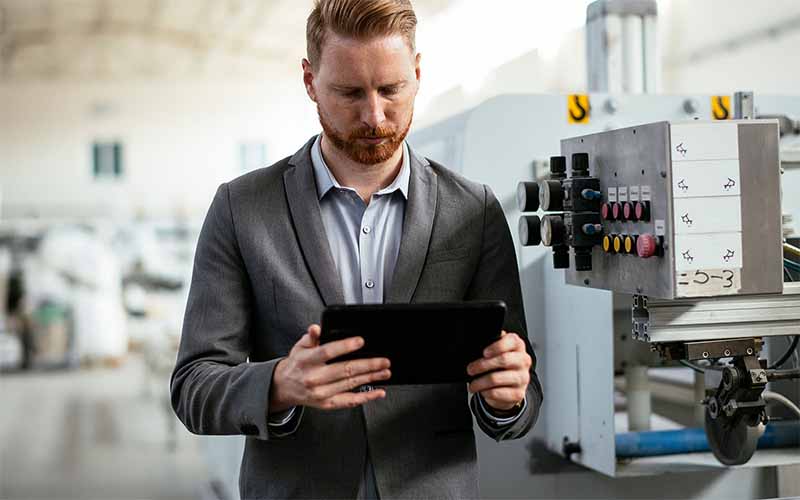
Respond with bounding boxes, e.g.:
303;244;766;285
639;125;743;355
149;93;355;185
680;360;705;373
784;242;800;259
784;259;800;274
769;335;800;369
679;359;725;373
763;390;800;419
768;367;800;381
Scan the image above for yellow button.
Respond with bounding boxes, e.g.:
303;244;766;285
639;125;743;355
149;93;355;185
603;235;611;252
625;236;633;254
613;235;622;253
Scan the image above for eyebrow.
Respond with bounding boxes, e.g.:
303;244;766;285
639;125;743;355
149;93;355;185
331;81;407;92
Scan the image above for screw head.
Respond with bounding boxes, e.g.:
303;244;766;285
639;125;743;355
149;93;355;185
702;351;710;358
723;349;731;357
746;348;754;355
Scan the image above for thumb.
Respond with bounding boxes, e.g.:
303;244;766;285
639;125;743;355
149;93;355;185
307;324;322;345
296;324;322;348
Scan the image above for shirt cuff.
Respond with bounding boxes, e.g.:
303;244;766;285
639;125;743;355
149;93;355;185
267;406;304;436
477;393;527;426
268;406;297;426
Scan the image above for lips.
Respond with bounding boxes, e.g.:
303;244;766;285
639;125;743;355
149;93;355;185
358;137;388;144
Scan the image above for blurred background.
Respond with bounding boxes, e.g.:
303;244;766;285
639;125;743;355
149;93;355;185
1;0;799;499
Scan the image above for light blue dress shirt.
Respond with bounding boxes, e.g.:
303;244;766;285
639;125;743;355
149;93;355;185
267;134;525;498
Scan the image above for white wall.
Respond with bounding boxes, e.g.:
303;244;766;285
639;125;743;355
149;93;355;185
0;79;319;219
416;0;800;128
661;0;800;95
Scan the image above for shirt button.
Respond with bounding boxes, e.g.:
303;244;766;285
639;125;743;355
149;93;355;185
362;226;371;234
365;280;375;289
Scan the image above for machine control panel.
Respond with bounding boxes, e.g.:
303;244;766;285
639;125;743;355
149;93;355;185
518;120;782;299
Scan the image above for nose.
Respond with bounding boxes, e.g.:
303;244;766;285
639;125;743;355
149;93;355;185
360;91;386;130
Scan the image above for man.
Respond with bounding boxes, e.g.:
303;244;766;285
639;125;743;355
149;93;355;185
170;0;543;498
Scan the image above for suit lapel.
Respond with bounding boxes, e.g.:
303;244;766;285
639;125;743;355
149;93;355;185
283;137;345;306
386;147;437;303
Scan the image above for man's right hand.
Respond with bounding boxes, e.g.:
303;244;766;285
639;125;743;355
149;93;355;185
269;324;391;413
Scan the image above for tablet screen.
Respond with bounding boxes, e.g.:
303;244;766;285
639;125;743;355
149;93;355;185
320;301;506;385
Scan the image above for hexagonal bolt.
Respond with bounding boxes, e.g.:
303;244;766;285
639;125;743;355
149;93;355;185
702;351;710;358
746;348;754;355
723;349;732;357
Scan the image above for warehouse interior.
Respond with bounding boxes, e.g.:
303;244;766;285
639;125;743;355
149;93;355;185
1;0;799;498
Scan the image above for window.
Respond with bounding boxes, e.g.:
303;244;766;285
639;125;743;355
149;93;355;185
92;141;124;179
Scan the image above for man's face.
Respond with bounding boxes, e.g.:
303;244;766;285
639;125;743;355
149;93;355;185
303;31;420;165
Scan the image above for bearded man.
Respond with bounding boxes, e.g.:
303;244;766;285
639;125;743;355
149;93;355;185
171;0;543;498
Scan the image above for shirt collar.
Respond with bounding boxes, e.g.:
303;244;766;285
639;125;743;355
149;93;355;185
310;134;410;201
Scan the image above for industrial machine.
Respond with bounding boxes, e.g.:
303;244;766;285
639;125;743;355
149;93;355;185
410;0;799;483
410;91;800;481
516;116;799;466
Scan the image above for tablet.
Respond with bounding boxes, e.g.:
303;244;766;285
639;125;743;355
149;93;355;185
320;301;506;385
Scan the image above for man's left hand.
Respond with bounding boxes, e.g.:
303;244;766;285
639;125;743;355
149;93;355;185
466;331;532;412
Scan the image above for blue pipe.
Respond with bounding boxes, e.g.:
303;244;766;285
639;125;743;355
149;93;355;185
615;422;800;458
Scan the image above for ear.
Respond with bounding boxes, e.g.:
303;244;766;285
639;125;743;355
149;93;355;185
302;58;317;103
414;52;421;93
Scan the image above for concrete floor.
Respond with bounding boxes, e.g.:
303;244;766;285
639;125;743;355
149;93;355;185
0;354;209;500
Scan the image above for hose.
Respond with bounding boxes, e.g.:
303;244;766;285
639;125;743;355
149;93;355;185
763;390;800;419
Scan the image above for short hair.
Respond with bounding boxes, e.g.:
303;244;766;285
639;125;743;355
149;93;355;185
306;0;417;68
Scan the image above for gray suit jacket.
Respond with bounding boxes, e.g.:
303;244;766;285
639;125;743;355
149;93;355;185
171;137;543;499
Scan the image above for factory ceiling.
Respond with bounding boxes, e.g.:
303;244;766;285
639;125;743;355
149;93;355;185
0;0;453;81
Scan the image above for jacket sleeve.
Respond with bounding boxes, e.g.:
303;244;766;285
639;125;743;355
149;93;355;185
170;183;290;441
465;184;544;442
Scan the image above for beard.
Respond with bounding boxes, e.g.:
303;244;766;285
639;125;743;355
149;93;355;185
317;104;412;165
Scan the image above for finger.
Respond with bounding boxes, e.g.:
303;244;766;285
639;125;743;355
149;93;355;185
320;388;387;410
308;335;366;364
483;332;525;358
467;351;529;377
481;387;526;405
308;324;322;343
295;324;322;349
309;357;391;386
468;370;528;393
310;369;392;400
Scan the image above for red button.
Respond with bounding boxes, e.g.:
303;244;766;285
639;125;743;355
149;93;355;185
623;202;633;221
637;233;657;258
635;201;651;222
601;203;611;220
611;203;621;220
